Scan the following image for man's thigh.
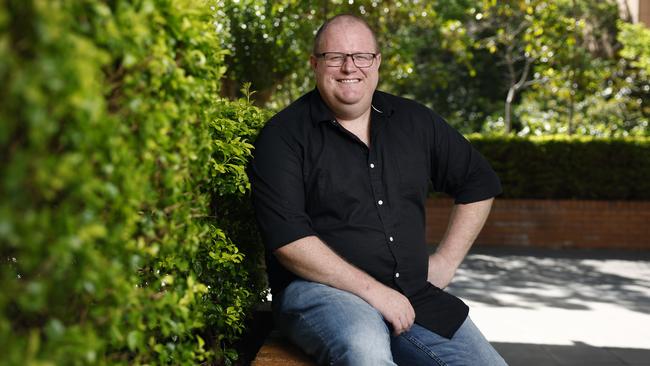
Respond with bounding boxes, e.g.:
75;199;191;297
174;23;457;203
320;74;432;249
391;317;508;366
274;279;396;366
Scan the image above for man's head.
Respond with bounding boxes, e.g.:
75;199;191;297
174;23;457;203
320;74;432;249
310;15;381;120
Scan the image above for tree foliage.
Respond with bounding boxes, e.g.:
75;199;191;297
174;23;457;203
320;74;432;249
619;21;650;73
218;0;648;137
510;0;649;136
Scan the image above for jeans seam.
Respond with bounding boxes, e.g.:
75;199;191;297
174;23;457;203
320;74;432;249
401;333;447;366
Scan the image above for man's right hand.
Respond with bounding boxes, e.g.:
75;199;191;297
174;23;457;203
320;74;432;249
366;285;415;336
275;236;416;336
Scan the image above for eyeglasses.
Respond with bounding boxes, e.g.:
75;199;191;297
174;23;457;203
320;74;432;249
315;52;377;68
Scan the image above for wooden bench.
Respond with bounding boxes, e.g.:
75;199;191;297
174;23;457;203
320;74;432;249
251;330;317;366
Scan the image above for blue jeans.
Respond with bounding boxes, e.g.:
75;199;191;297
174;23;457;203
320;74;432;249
274;280;508;366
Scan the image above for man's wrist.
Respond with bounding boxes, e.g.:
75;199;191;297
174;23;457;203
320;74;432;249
431;244;464;269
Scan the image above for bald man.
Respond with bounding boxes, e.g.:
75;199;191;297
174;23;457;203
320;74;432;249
250;14;507;366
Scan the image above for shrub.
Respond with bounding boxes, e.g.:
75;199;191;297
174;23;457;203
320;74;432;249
0;1;268;365
468;135;650;200
619;20;650;74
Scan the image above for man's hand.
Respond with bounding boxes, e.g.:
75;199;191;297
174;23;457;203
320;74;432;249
428;199;494;289
366;285;415;336
275;236;415;335
427;253;457;289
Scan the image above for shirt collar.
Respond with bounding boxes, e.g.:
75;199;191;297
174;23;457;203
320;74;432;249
309;88;394;126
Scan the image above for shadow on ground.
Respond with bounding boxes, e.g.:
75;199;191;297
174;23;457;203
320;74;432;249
445;246;650;314
493;341;650;366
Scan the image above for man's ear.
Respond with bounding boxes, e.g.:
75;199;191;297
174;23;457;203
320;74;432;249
375;53;382;69
309;55;318;71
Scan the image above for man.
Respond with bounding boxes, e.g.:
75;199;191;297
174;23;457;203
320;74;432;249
250;14;507;366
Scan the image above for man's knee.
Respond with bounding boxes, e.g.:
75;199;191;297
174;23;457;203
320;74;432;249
314;305;393;365
329;329;394;366
276;281;396;365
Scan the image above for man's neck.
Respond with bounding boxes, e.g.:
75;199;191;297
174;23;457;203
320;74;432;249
336;108;372;146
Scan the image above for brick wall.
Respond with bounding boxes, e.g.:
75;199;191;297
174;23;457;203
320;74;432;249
426;198;650;249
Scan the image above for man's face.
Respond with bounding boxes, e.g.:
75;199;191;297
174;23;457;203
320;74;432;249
310;20;381;117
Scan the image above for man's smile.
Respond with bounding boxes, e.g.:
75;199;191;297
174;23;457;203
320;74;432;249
337;78;361;84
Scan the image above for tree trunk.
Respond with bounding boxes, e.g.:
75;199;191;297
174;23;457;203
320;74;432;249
251;87;274;106
568;89;575;135
505;87;515;133
220;77;238;100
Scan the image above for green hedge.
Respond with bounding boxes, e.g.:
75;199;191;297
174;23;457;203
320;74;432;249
0;1;268;365
468;135;650;200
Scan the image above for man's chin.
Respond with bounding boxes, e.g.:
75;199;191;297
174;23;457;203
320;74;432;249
334;92;365;105
335;98;364;108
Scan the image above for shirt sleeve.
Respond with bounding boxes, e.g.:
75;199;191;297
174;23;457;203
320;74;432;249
249;124;316;251
428;111;502;204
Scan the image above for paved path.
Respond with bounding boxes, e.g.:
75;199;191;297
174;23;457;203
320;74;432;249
447;246;650;366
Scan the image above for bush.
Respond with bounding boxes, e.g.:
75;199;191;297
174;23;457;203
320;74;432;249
468;135;650;200
0;1;268;365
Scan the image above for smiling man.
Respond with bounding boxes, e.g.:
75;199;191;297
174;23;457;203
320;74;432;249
250;14;507;365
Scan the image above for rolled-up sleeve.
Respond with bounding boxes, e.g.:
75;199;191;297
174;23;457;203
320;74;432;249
249;124;316;251
428;111;502;204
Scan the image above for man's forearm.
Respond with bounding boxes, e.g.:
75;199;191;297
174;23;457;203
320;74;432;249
437;198;494;265
274;235;382;299
274;235;416;335
428;198;494;287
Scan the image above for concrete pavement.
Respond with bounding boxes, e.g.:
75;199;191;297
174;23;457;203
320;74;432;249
447;246;650;366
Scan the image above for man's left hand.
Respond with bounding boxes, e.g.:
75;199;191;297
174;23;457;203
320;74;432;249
426;199;494;289
427;253;457;289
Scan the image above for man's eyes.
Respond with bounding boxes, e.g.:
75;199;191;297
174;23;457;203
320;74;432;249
327;55;345;61
326;54;372;61
355;55;373;61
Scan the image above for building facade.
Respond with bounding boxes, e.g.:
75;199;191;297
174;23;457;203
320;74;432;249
619;0;650;26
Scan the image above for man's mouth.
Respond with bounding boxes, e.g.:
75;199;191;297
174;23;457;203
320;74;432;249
338;79;361;84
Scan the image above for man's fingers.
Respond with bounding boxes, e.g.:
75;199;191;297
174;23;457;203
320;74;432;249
376;289;416;336
390;313;413;336
389;316;403;336
390;317;401;336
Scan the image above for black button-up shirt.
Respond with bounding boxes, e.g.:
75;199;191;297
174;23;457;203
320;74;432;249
250;89;501;338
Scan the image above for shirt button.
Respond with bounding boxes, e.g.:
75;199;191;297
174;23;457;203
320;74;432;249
369;163;375;169
389;236;394;242
395;272;400;278
378;200;383;205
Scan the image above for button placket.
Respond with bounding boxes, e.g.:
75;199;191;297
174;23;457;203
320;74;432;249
369;160;384;207
367;134;403;290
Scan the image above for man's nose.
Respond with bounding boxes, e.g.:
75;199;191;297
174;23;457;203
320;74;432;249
341;55;358;72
